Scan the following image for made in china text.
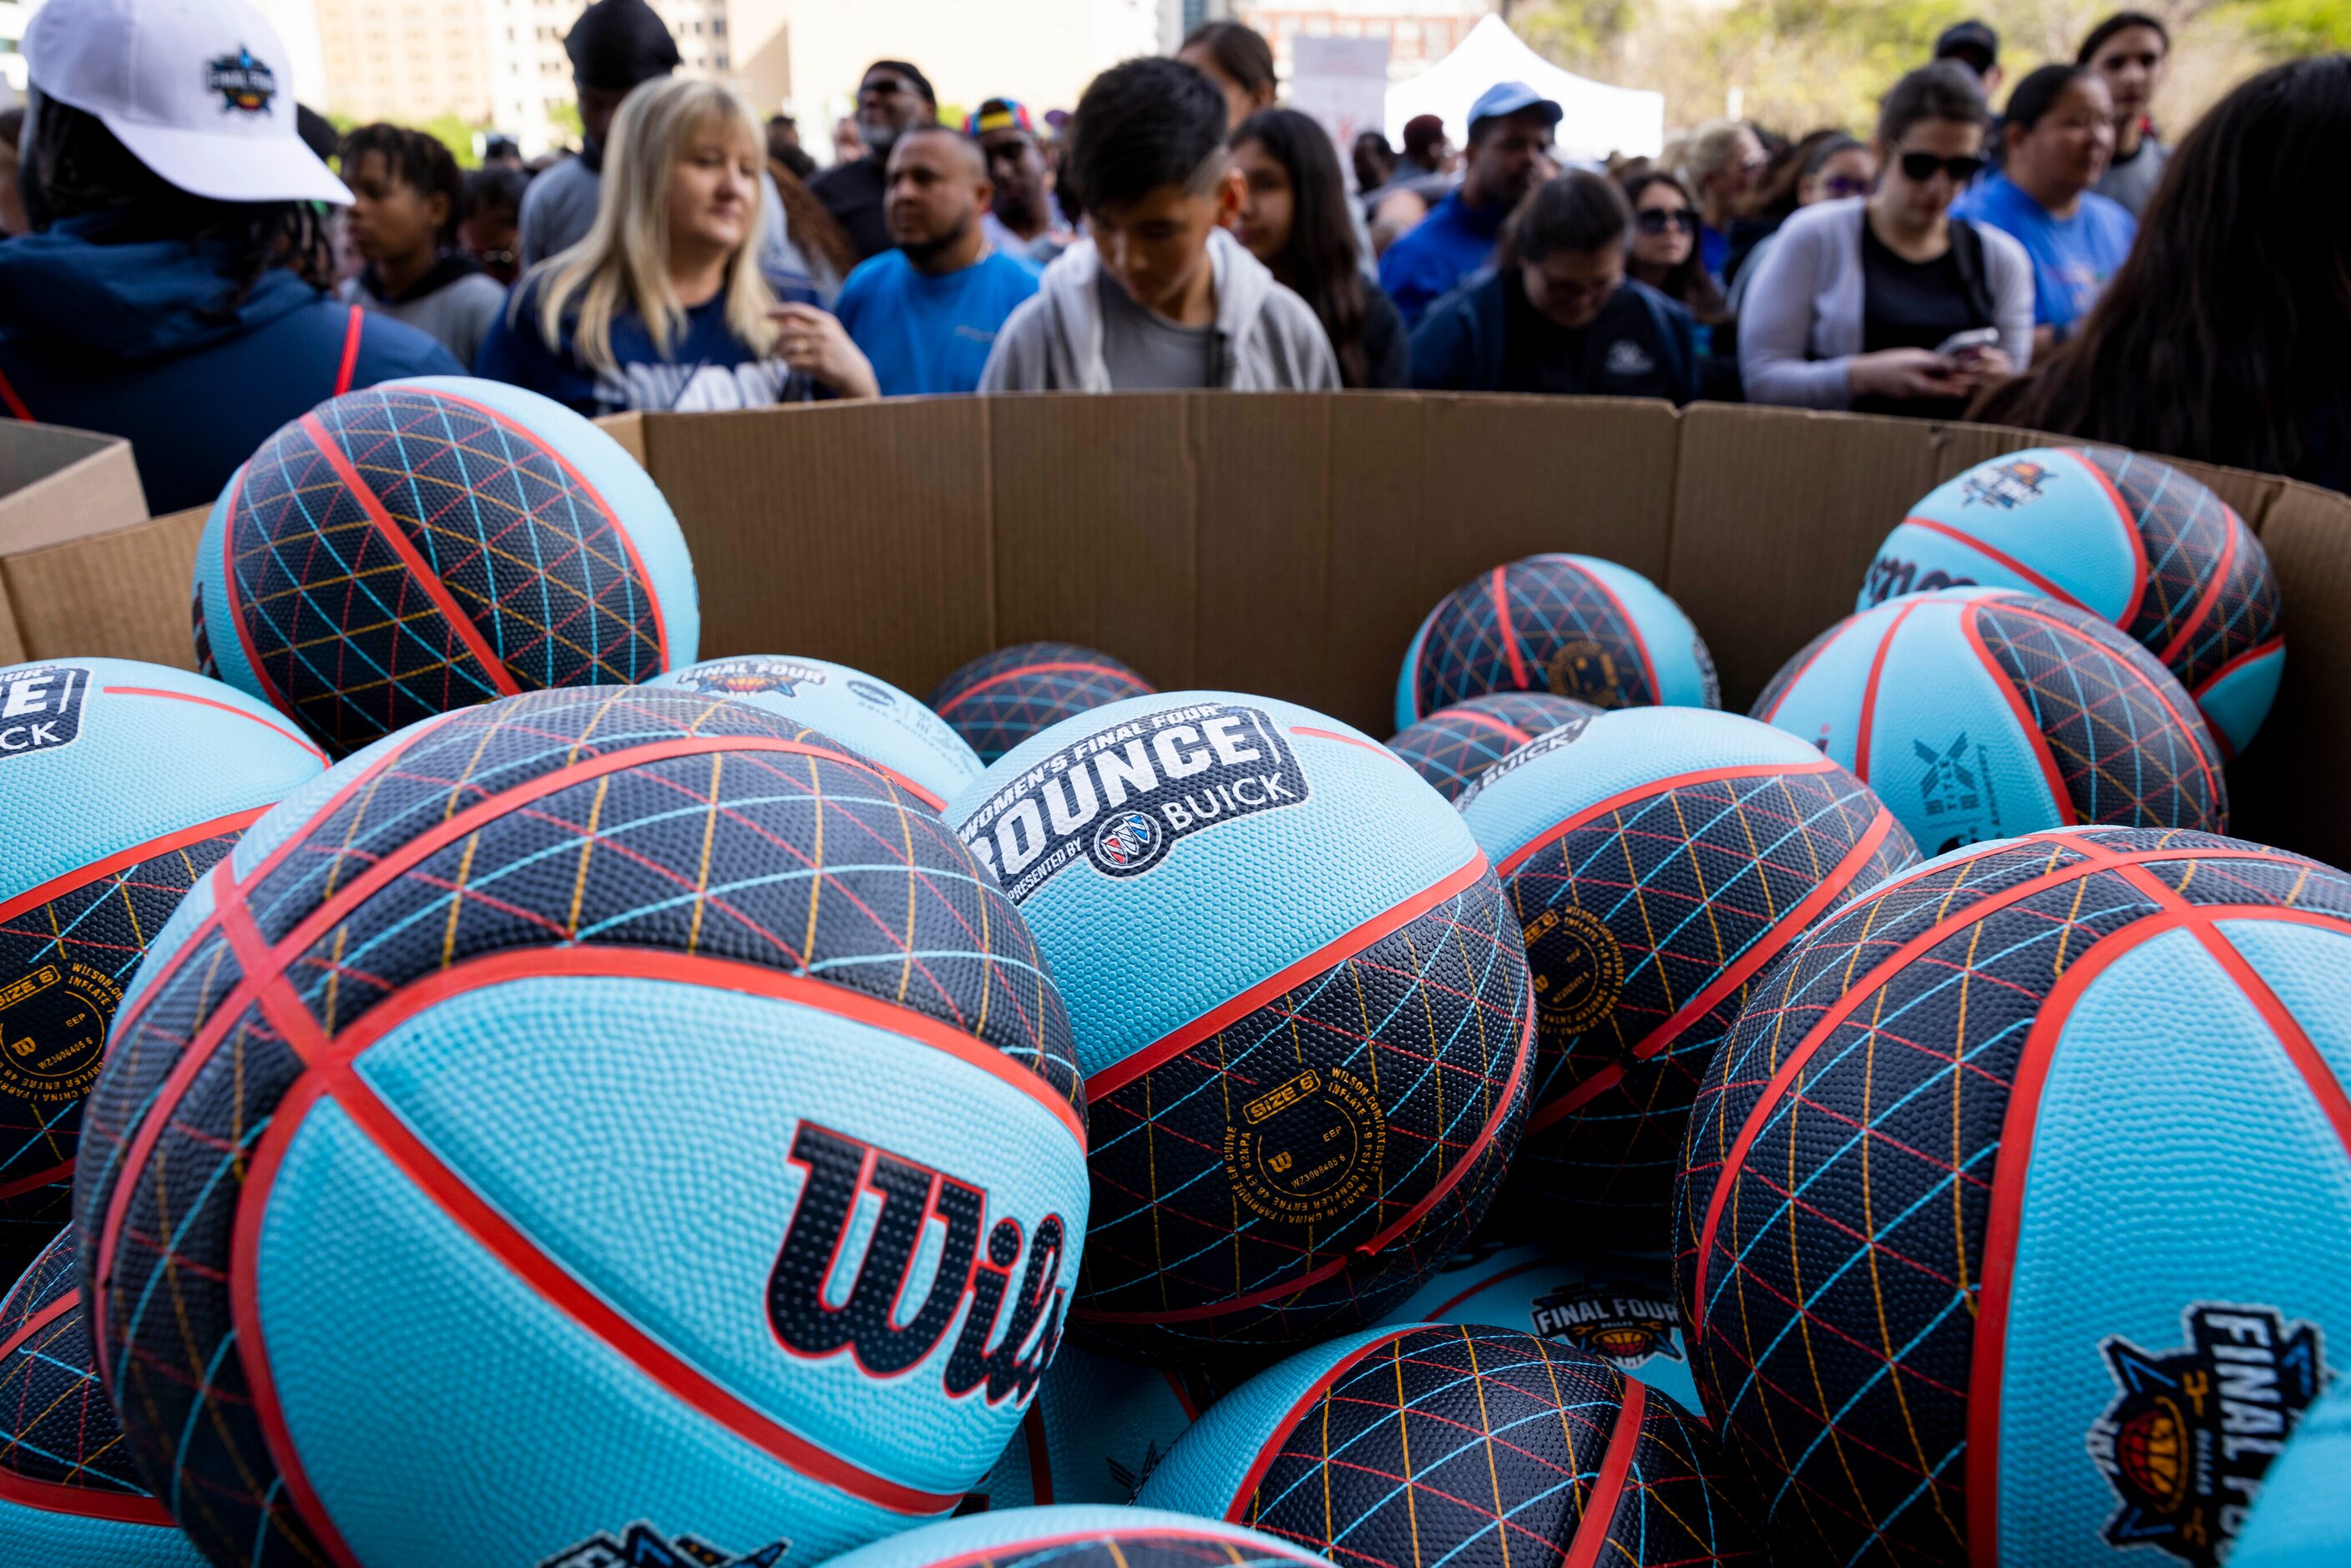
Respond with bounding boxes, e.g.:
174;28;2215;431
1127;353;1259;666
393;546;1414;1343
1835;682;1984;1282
956;702;1309;902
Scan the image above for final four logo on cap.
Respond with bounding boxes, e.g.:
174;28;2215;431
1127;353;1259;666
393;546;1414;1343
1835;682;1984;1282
206;45;276;114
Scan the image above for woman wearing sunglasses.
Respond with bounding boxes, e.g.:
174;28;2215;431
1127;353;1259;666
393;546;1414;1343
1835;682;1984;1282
1723;133;1878;316
1739;62;2032;419
1622;172;1727;328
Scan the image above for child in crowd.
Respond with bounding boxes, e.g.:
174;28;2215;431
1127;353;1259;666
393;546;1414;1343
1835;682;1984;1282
978;57;1337;392
338;124;511;367
474;77;875;412
458;165;528;287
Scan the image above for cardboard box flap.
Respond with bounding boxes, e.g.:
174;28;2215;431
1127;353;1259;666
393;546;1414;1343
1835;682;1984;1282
0;421;151;557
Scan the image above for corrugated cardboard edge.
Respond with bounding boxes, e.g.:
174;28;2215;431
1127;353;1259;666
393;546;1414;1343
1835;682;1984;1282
2;508;207;670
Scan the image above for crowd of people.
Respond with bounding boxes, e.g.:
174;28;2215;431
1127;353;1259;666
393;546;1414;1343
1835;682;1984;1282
0;0;2342;514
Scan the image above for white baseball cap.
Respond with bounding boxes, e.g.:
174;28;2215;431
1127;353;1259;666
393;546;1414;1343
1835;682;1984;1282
23;0;349;205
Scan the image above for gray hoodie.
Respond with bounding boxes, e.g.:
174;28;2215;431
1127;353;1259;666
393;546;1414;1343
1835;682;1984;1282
978;227;1340;392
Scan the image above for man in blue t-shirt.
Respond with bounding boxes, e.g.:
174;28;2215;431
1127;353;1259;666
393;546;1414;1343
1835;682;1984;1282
1950;168;2135;337
1378;81;1560;327
835;128;1041;397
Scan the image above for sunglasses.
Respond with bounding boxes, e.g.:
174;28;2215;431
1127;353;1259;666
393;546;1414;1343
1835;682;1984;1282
1635;207;1698;235
1821;174;1873;199
1898;151;1987;184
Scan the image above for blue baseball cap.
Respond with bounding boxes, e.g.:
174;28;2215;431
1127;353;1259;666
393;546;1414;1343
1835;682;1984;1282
1468;81;1564;137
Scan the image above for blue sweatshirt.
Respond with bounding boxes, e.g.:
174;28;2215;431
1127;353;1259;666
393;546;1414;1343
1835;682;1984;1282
0;214;462;513
1378;191;1512;327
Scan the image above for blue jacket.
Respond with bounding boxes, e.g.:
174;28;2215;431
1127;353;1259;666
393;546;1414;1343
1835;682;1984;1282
1378;191;1510;328
0;215;462;513
1408;269;1701;404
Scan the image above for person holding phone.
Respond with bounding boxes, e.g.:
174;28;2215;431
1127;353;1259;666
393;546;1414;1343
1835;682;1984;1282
1739;62;2033;419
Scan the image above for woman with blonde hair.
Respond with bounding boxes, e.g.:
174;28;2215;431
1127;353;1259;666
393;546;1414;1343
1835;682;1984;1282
476;75;874;411
1681;118;1766;281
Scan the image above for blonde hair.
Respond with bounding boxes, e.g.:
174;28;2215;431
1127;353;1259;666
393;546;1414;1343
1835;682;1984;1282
1681;119;1754;189
532;77;776;376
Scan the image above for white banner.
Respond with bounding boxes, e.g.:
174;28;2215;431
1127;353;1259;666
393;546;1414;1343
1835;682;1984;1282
1289;36;1393;188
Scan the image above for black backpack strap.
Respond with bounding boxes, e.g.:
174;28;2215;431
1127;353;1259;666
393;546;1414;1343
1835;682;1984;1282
1948;218;1998;328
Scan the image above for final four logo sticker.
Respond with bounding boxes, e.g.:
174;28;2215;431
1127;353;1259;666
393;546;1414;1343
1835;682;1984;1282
669;657;827;697
2087;1302;2327;1567
540;1522;788;1567
957;702;1309;903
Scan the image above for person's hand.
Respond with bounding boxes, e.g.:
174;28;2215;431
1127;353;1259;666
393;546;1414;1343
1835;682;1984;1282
1948;343;2013;392
771;303;878;400
1849;347;1961;402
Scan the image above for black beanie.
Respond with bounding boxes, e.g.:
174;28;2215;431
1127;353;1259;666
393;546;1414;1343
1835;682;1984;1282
566;0;681;91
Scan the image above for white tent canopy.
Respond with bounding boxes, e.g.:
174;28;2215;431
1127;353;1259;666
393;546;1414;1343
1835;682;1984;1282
1386;15;1664;162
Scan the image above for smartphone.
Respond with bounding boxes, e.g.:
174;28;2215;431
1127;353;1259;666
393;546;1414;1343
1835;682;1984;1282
1934;326;2001;358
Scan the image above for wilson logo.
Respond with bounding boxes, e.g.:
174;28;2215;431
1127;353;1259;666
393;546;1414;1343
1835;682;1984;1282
766;1124;1067;1405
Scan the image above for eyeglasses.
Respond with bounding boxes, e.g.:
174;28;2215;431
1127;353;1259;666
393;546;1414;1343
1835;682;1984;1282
1822;174;1873;199
1898;151;1987;185
1635;208;1697;235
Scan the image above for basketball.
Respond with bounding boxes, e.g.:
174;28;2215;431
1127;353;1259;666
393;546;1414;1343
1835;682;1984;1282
1863;448;2283;756
0;660;322;1262
0;1227;204;1568
1754;587;2226;857
1675;826;2351;1565
1395;554;1719;729
964;1343;1226;1511
1458;706;1916;1250
2232;1380;2351;1567
1373;1242;1701;1416
1387;692;1600;801
817;1506;1327;1568
1135;1323;1762;1565
647;655;983;810
944;693;1532;1360
929;643;1156;765
194;377;699;758
72;686;1087;1568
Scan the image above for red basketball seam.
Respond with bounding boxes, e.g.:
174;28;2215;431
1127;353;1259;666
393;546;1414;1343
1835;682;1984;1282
1085;852;1492;1098
0;1468;177;1528
1959;601;2076;826
298;411;524;700
932;663;1145;718
1165;1368;1204;1421
1760;617;1861;726
0;1290;75;1364
2154;505;2238;670
1221;1328;1414;1520
1490;566;1533;694
1562;1374;1645;1568
1993;599;2223;812
1686;839;2318;1328
217;461;301;726
1021;1401;1054;1505
1423;708;1536;746
2187;635;2284;702
1890;517;2089;612
1493;758;1843;878
1564;560;1663;705
1079;995;1533;1324
1424;1254;1554;1320
407;384;669;670
1852;599;1921;785
2074;453;2154;634
1529;808;1900;1132
1292;726;1403;761
100;687;329;766
0;806;267;929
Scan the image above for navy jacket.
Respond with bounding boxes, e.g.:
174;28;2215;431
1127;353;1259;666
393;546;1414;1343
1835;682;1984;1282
1408;269;1702;405
0;215;461;513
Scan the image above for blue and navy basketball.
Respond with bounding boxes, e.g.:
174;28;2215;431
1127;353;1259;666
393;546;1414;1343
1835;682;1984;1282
0;660;321;1262
946;694;1532;1360
963;1342;1228;1510
2233;1378;2351;1567
195;377;699;758
1386;692;1600;801
1756;587;2226;857
1374;1242;1703;1416
648;655;983;810
1459;708;1916;1252
1135;1323;1762;1565
1396;554;1718;730
1675;826;2351;1566
0;1226;205;1568
72;687;1086;1568
818;1506;1327;1568
1864;448;2283;756
929;643;1155;766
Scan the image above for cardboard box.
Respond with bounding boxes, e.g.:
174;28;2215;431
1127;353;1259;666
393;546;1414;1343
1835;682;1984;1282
0;421;156;665
95;395;2351;866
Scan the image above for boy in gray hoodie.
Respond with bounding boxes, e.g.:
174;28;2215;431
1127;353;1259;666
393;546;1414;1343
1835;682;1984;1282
979;58;1338;392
